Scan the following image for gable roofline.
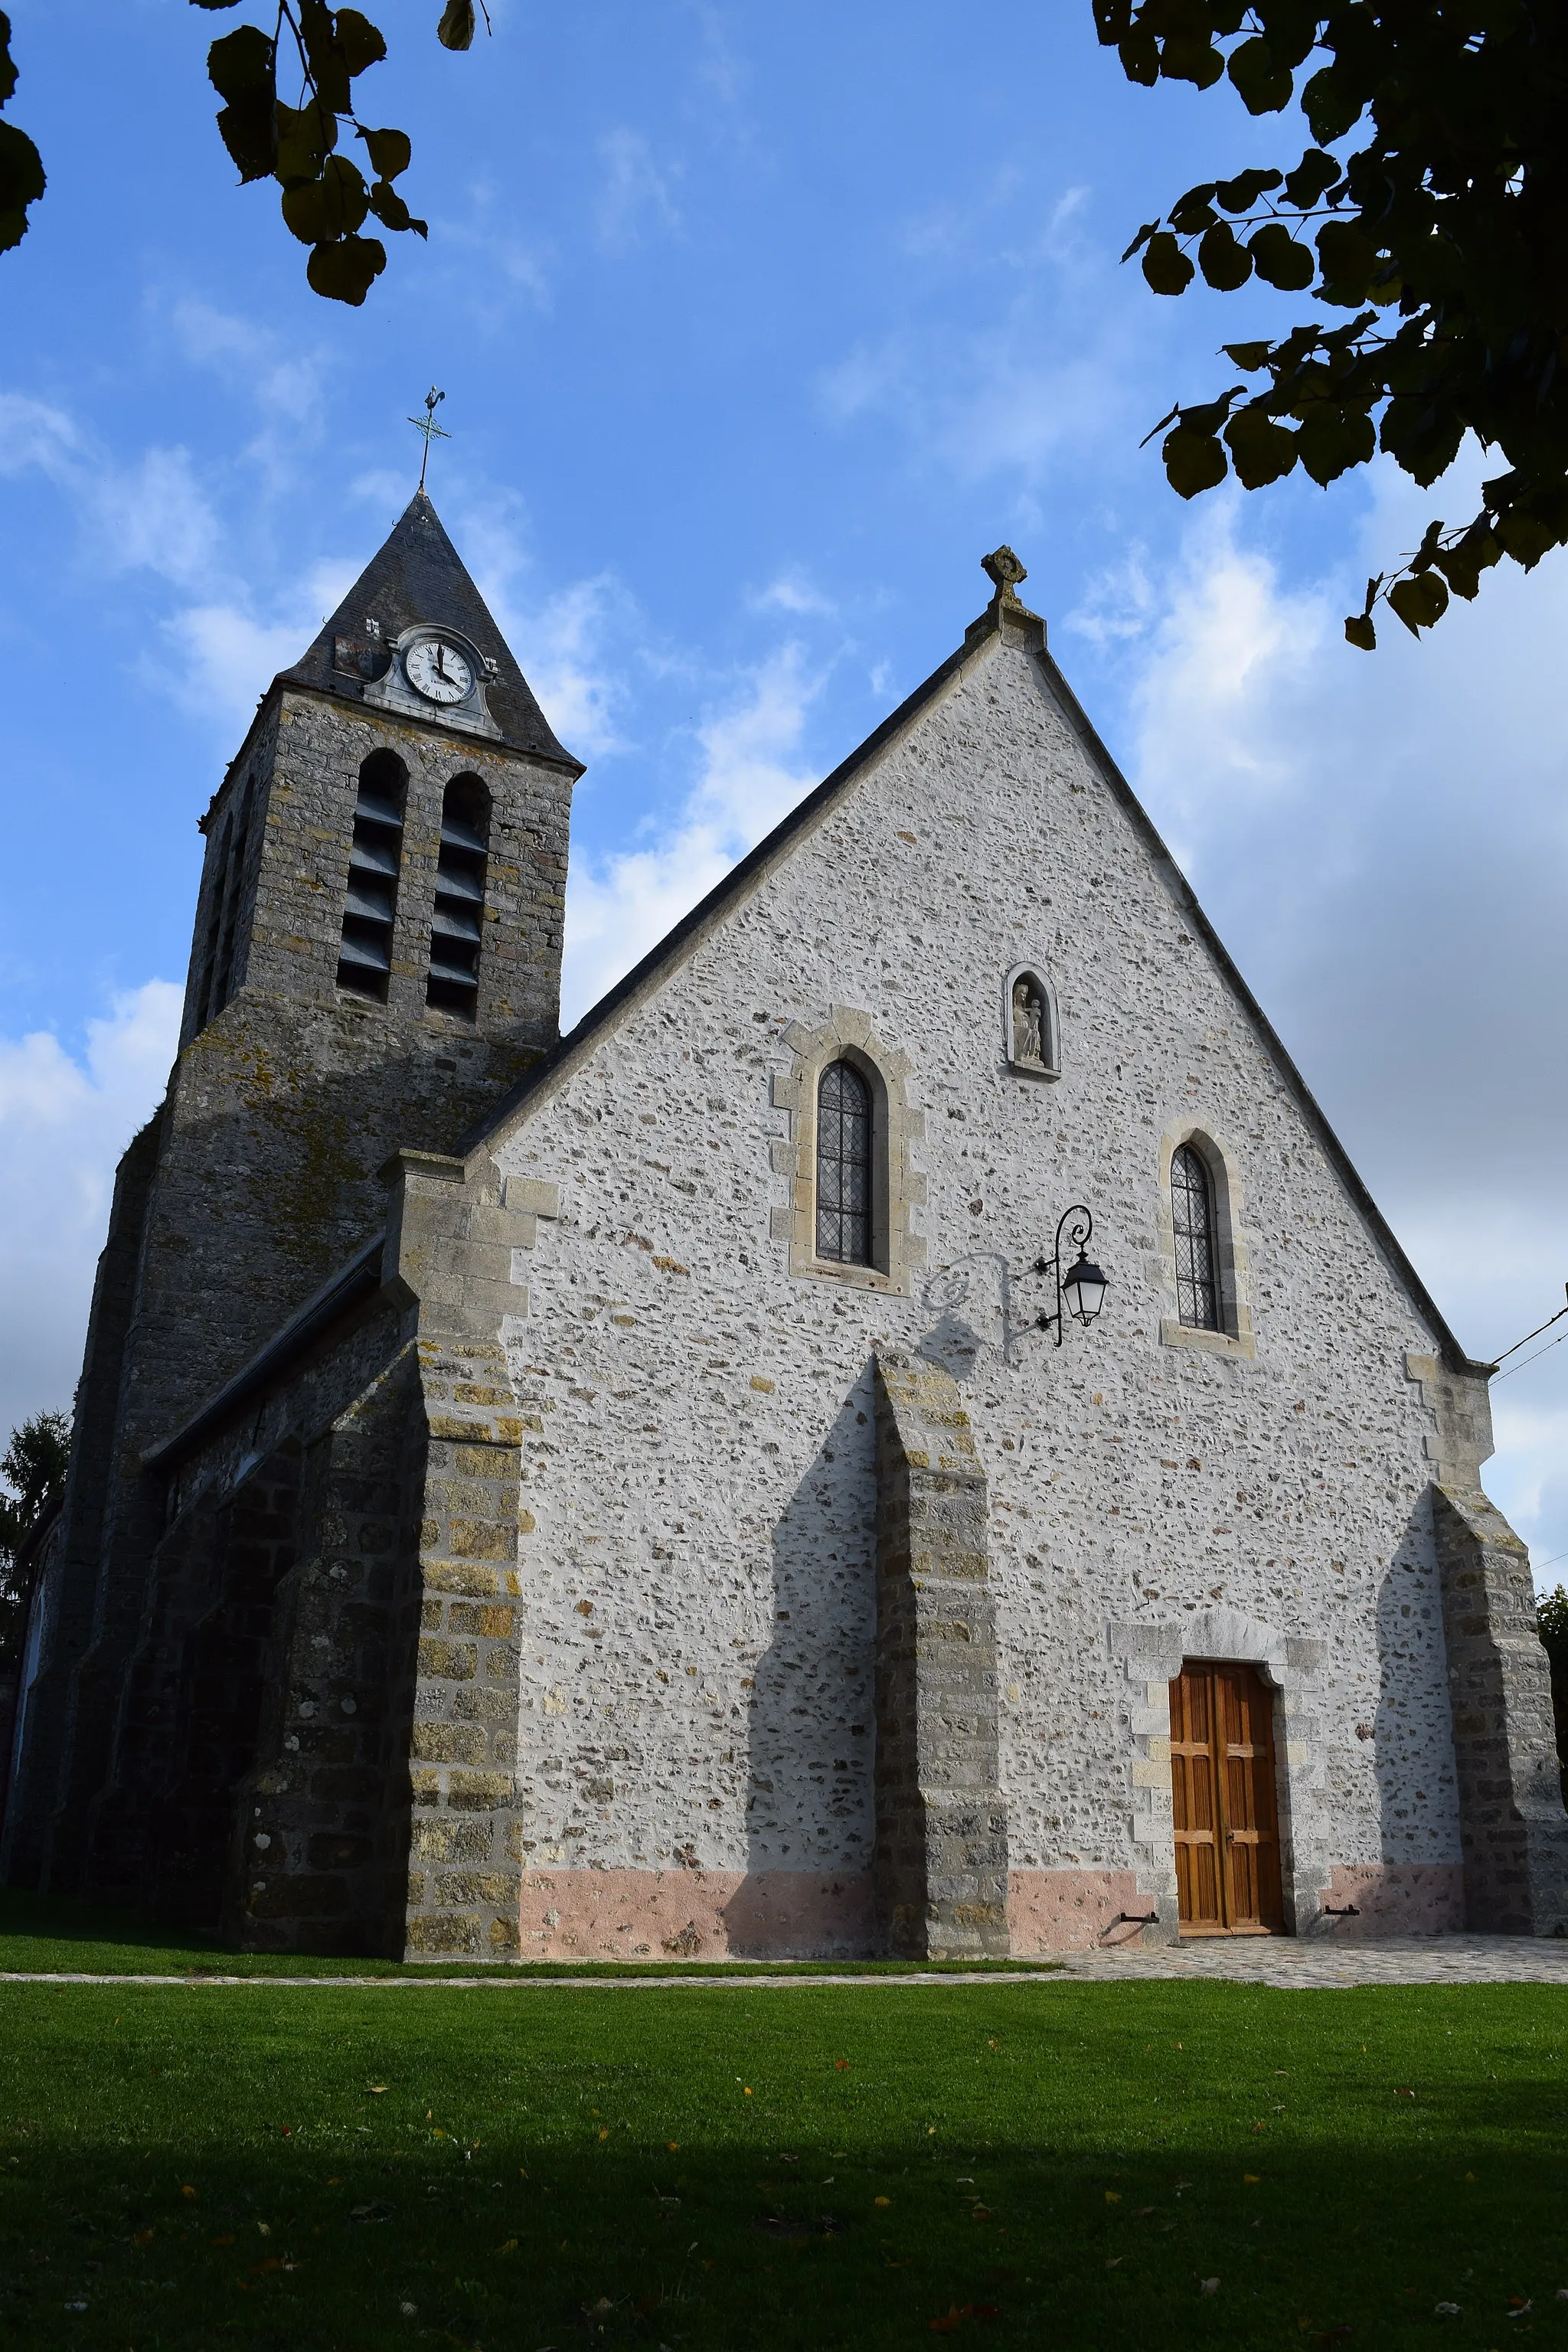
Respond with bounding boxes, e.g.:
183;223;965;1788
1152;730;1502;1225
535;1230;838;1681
452;619;988;1160
453;594;1485;1380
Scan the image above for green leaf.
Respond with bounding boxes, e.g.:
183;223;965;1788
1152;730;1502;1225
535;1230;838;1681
1118;25;1160;83
216;94;276;182
1221;339;1273;370
1297;409;1376;485
305;230;386;304
436;0;476;51
1162;424;1229;498
1168;185;1218;234
1315;219;1376;303
280;153;369;243
1302;63;1364;145
1227;35;1293;113
1249;222;1314;290
0;11;15;109
1198;221;1253;289
367;178;426;236
207;24;273;103
1432;523;1500;601
1281;148;1342;210
1387;572;1449;634
0;116;45;252
1379;397;1465;488
358;124;411;181
1093;0;1133;42
1213;167;1282;214
1343;612;1377;650
1157;35;1225;88
1120;220;1159;263
189;1;243;8
1494;507;1563;568
1142;231;1194;296
1224;405;1298;488
334;8;387;76
275;96;337;183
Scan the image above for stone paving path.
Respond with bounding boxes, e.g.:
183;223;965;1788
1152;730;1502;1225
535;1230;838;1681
1055;1933;1568;1989
2;1936;1568;1990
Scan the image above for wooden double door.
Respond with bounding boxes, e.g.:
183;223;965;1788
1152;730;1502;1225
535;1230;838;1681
1168;1661;1284;1936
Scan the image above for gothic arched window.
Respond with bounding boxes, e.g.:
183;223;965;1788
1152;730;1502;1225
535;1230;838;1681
1171;1143;1221;1331
816;1059;872;1266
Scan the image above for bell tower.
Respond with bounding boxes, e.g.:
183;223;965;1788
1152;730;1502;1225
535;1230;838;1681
3;492;582;1894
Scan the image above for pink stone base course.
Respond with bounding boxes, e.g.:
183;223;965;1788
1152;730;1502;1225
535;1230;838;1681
1007;1869;1156;1952
519;1870;877;1960
1315;1862;1466;1938
519;1867;1165;1958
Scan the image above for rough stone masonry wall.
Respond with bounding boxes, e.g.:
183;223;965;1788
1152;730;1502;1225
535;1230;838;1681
12;682;573;1905
488;620;1479;1956
874;1352;1008;1958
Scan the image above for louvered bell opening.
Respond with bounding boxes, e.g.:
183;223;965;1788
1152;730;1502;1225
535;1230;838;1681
426;777;488;1017
339;753;406;1001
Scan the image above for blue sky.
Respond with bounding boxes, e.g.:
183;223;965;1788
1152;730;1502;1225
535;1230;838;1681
2;0;1566;1576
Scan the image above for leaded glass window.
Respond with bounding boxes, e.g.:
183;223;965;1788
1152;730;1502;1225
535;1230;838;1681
1171;1144;1221;1331
816;1060;871;1266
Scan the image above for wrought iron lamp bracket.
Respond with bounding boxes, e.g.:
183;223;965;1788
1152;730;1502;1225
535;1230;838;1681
1033;1202;1096;1348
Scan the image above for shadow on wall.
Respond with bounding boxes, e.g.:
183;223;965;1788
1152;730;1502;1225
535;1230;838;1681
914;1251;1022;1381
720;1370;877;1958
1325;1495;1466;1937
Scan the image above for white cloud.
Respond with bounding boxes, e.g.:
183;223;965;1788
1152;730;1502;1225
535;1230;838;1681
752;571;838;619
507;577;632;760
169;299;325;430
560;643;823;1024
0;390;219;590
145;558;359;729
0;982;183;1441
594;129;683;252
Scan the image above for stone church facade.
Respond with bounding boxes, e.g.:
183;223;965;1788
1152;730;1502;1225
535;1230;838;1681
5;495;1564;1958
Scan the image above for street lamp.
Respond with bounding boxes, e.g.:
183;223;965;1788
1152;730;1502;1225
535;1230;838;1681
1034;1205;1109;1347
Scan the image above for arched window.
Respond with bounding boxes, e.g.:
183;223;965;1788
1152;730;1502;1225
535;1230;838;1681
426;776;488;1016
338;750;406;1001
816;1060;872;1266
1171;1144;1221;1331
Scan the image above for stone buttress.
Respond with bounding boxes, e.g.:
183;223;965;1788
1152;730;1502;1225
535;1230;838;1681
1410;1351;1568;1935
873;1351;1009;1958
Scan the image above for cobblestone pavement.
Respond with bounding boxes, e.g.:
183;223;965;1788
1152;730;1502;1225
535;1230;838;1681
1055;1933;1568;1988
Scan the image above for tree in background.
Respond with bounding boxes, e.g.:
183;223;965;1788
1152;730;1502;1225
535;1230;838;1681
1099;0;1566;646
1537;1583;1568;1800
0;1412;70;1674
0;2;487;305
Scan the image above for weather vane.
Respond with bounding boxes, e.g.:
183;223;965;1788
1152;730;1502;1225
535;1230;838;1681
408;387;450;492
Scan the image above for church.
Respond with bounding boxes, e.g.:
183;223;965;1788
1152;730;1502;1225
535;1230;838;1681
4;493;1563;1960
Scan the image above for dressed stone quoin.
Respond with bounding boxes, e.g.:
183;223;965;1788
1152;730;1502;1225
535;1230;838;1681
4;496;1564;1958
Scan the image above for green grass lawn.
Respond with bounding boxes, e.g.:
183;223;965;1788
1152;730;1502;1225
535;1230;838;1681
0;1906;1565;2350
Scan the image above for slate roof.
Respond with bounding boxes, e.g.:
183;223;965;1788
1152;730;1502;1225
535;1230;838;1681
276;491;579;770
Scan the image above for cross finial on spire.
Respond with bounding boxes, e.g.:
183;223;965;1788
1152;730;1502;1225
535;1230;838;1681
408;387;450;492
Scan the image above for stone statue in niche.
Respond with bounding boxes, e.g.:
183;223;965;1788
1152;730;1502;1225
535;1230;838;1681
1011;976;1047;1068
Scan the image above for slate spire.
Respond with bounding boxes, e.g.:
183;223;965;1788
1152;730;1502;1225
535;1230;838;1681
279;490;578;771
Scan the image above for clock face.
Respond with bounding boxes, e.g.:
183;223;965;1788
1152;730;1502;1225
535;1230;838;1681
403;637;474;704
